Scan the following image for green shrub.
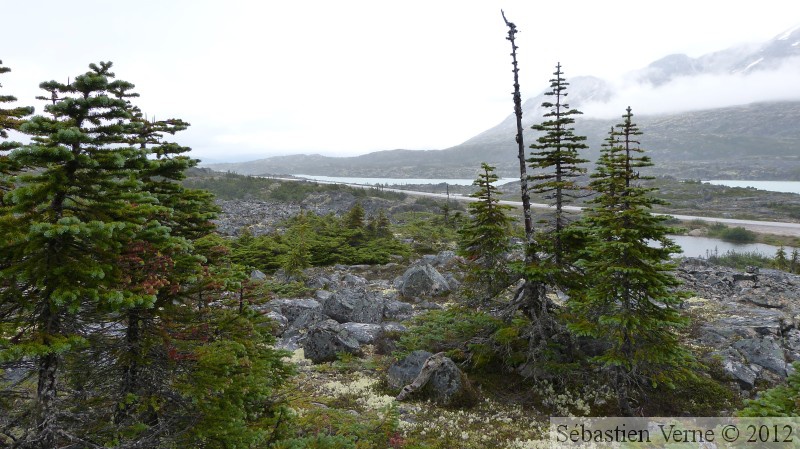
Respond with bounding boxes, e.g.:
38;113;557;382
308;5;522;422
645;365;738;416
273;435;355;449
706;222;757;243
718;226;757;243
739;362;800;416
396;309;530;372
706;249;773;269
229;207;410;272
393;211;459;254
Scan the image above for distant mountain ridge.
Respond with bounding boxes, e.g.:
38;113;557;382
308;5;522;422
207;25;800;181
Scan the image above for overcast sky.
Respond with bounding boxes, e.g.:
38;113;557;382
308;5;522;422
2;1;800;162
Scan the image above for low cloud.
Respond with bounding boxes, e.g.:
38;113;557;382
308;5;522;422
581;58;800;118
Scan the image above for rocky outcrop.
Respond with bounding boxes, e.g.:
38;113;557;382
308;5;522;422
262;265;420;361
677;258;800;390
250;269;267;281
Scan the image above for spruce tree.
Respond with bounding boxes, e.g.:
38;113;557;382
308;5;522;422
344;201;366;230
528;63;588;264
344;201;366;248
569;107;692;415
372;209;392;239
775;246;789;270
282;211;312;278
458;163;514;301
0;62;174;447
106;112;221;443
739;361;800;416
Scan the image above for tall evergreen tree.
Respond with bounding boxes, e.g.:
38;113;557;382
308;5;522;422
0;62;292;449
568;107;692;415
528;63;588;264
458;163;514;301
0;62;173;447
103;112;221;444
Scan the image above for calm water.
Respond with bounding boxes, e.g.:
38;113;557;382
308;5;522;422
668;235;791;258
292;174;518;186
704;180;800;195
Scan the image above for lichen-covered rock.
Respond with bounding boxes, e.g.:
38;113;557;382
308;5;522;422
388;351;434;390
284;309;329;338
263;298;322;323
301;319;361;363
733;337;787;377
388;351;478;407
383;299;413;321
341;322;383;344
262;311;288;336
679;258;800;391
398;264;451;298
322;286;384;324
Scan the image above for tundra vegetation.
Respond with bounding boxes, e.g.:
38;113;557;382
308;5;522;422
1;54;798;449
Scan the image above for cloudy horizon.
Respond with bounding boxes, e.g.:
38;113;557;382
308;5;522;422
2;1;800;162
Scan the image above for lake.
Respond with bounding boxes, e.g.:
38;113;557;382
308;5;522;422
292;174;518;186
669;235;792;258
704;180;800;195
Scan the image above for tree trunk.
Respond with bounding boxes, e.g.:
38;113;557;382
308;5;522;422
502;10;533;244
35;303;60;449
616;368;634;417
116;307;143;424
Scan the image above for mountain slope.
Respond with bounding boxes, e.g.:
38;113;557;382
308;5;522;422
207;25;800;181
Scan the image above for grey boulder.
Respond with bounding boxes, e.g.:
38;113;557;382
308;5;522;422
301;319;361;363
399;264;451;298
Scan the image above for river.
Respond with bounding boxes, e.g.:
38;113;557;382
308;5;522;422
704;180;800;195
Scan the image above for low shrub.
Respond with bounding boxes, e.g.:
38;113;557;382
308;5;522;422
706;249;773;269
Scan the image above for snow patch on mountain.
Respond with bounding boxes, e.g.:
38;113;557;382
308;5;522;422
742;57;764;72
777;25;800;40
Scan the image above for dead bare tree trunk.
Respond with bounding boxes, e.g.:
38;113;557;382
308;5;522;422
502;10;533;244
499;12;565;372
